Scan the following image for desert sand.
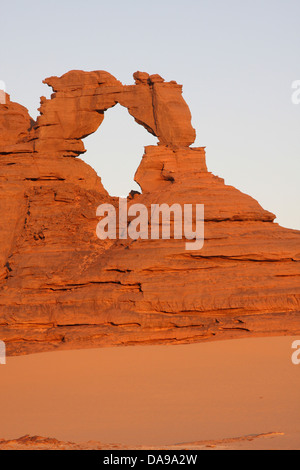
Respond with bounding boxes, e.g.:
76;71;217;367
0;337;299;450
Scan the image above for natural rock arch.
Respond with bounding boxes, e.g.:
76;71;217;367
32;70;196;158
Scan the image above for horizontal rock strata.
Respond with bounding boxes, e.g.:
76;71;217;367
0;71;299;356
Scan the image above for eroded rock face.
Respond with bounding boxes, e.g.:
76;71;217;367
0;94;34;154
0;71;299;356
33;70;196;156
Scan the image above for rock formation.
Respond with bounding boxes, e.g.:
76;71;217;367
0;71;299;356
0;432;285;450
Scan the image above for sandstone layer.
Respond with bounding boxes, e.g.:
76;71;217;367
0;71;299;356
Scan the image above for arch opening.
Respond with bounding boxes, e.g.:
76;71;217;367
81;104;158;197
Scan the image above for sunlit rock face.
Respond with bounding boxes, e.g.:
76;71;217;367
33;70;196;156
0;71;299;356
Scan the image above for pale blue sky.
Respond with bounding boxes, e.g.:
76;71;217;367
1;0;299;229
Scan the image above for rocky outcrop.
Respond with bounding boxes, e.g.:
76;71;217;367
33;70;196;157
0;432;285;450
0;94;34;154
0;71;299;356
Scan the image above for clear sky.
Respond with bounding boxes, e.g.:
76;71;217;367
1;0;299;229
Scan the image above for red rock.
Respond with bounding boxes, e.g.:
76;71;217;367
133;71;150;85
0;94;34;154
33;69;196;156
0;71;299;356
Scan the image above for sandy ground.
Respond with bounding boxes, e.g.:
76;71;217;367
1;337;299;450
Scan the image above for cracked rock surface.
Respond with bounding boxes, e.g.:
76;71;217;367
0;71;299;356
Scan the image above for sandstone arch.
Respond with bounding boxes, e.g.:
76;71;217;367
33;70;196;158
